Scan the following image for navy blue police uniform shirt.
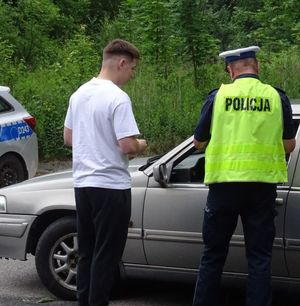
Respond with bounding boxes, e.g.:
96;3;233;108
194;74;296;143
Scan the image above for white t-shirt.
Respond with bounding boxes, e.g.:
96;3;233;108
64;77;140;189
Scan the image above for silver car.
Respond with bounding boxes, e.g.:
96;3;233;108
0;104;299;300
0;86;38;187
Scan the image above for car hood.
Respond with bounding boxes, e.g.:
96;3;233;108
0;170;73;194
0;158;148;194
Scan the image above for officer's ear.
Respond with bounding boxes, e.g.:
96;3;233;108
224;63;229;73
256;61;260;74
227;65;235;80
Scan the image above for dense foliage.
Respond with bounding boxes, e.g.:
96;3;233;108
0;0;299;159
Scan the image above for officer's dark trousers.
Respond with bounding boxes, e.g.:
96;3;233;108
75;187;131;306
193;182;277;306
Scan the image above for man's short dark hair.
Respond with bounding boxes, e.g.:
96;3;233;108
103;39;140;61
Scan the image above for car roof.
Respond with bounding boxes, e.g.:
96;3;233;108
291;100;300;118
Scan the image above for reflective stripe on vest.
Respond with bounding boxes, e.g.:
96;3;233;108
204;77;287;184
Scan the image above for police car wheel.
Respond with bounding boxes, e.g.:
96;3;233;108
0;154;26;187
35;216;78;300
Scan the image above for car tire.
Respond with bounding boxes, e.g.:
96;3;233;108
0;154;26;187
35;217;78;300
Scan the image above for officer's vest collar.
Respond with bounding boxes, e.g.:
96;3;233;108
234;73;259;81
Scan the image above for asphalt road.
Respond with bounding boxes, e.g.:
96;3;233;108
1;255;300;306
0;254;195;306
0;255;195;306
1;160;299;305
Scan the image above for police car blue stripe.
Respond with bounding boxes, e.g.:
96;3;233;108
0;120;33;142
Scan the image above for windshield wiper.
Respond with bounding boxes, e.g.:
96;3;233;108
139;154;163;171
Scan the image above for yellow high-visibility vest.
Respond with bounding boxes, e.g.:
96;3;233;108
204;77;287;184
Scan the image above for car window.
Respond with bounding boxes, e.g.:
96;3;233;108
293;118;300;136
285;118;300;162
0;96;13;113
167;116;299;184
170;149;205;183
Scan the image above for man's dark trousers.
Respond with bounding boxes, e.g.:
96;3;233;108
193;182;277;306
75;187;131;306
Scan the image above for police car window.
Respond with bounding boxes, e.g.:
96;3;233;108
0;97;13;113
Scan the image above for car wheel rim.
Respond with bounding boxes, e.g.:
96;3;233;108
49;233;78;292
0;165;18;187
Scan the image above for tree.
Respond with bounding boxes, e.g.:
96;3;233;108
250;0;300;51
0;0;20;49
0;39;21;86
86;0;122;33
51;0;91;39
176;0;219;85
99;0;181;77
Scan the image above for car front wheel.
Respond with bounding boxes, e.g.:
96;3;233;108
35;217;78;300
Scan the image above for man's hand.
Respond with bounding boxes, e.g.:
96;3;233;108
137;139;147;153
64;127;72;147
118;137;147;158
127;139;147;159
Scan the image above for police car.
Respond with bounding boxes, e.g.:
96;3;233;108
0;86;38;187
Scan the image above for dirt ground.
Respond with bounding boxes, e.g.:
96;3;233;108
36;157;148;176
36;160;72;176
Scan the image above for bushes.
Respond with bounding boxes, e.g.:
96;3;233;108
1;1;300;161
260;48;300;98
127;65;222;154
12;34;99;160
3;47;300;160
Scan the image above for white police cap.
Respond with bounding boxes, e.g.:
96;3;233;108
219;46;260;63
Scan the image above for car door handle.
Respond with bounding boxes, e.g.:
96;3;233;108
275;198;284;206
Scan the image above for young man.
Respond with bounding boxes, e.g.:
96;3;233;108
64;39;147;306
193;46;295;306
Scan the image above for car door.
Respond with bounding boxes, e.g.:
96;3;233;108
143;145;207;269
223;187;289;276
282;123;300;277
142;142;288;276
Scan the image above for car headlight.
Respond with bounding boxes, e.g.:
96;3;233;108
0;196;7;213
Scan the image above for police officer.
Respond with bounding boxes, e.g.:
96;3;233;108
192;46;296;306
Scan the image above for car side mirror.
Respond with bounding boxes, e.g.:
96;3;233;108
153;163;169;187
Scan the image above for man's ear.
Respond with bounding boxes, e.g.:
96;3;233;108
118;57;126;69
